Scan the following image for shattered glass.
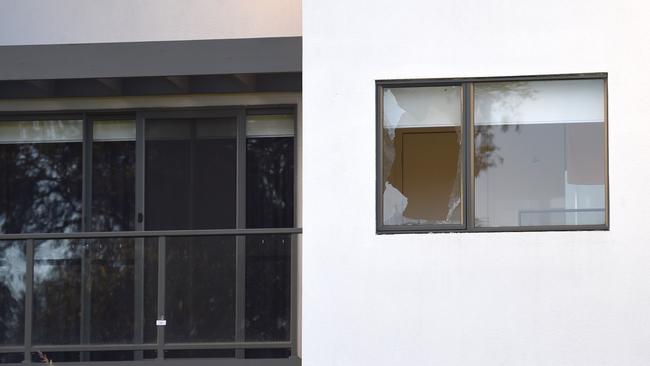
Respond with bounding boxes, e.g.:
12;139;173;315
382;86;463;226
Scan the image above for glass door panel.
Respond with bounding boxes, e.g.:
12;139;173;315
144;116;237;230
143;112;239;344
244;114;295;341
91;119;136;232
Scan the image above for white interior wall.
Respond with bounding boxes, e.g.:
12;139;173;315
302;0;650;365
0;0;301;46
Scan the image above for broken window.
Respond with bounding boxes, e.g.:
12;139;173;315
377;76;608;232
382;86;463;227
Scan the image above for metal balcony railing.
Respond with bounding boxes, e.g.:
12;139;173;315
0;228;301;366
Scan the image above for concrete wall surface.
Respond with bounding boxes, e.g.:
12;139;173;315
0;0;301;45
302;0;650;365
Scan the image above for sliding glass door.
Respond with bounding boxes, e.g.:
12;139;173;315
0;106;298;363
142;111;240;347
138;109;296;358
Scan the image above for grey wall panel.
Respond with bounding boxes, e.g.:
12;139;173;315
0;37;301;81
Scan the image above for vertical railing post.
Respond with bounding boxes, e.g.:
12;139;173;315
133;238;145;360
235;235;246;359
290;234;299;359
156;236;166;360
23;239;34;364
80;241;91;361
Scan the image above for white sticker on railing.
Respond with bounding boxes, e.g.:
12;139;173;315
156;320;167;326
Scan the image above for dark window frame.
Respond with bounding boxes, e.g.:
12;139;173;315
376;73;609;234
0;105;300;365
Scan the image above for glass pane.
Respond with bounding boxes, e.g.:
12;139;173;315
87;239;157;344
0;120;83;234
474;79;606;227
0;241;25;346
145;118;237;230
382;86;463;226
92;120;136;232
245;235;290;341
33;239;82;344
165;236;236;343
246;135;295;229
93;120;136;141
196;119;237;138
0;353;23;363
30;350;155;363
31;352;79;363
245;349;291;359
33;239;157;345
245;115;294;341
0;120;82;144
164;349;235;359
246;115;294;137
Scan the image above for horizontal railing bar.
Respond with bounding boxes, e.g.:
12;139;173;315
0;228;302;241
0;346;23;352
21;359;300;366
9;341;292;353
31;344;157;352
163;341;292;350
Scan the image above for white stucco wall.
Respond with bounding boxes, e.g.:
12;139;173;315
1;0;649;364
302;0;650;365
0;0;301;46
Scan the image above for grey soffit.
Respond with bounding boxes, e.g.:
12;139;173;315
0;72;301;98
0;37;302;98
0;36;302;80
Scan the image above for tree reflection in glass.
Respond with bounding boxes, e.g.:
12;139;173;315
32;238;157;345
0;120;82;347
92;120;136;232
474;79;606;227
245;115;294;341
0;120;83;234
0;241;25;346
32;239;83;344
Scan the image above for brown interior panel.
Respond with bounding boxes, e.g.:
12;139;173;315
393;128;460;221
